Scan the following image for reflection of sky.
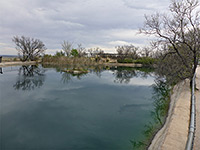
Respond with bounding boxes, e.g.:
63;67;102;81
0;67;155;150
79;70;155;87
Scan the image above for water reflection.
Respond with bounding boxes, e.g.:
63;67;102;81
46;65;154;84
61;71;87;83
151;78;170;125
13;65;45;90
119;104;150;113
0;67;3;74
113;68;138;84
111;67;154;84
1;65;158;150
131;78;170;150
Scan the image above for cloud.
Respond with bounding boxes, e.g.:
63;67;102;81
123;0;170;11
108;40;131;46
0;0;170;55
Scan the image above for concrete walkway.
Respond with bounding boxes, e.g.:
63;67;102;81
148;79;191;150
194;66;200;149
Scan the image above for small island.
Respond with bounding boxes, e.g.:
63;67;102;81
61;68;89;75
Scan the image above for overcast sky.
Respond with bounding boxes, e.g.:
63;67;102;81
0;0;170;55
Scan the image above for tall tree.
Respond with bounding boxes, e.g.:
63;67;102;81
62;41;73;57
12;36;46;61
140;0;200;78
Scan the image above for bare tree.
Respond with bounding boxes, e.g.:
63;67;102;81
140;47;152;57
12;36;46;61
77;43;87;57
116;45;139;60
140;0;200;78
62;41;73;57
87;47;104;57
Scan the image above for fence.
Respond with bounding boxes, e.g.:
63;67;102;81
185;72;196;150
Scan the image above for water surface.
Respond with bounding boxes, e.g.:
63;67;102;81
0;66;155;150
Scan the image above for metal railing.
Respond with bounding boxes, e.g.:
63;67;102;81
185;72;196;150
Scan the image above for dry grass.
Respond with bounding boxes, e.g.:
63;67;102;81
42;56;104;67
2;57;20;62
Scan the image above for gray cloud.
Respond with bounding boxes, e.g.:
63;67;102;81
0;0;170;55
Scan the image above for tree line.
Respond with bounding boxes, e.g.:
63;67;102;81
12;36;156;62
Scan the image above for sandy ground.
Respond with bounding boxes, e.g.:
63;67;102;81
194;66;200;149
148;79;191;150
0;61;37;67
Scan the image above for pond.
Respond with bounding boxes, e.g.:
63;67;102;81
0;65;161;150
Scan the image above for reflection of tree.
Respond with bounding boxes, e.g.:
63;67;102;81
13;65;45;90
60;65;105;83
114;69;137;84
61;71;88;84
60;66;154;84
0;67;2;74
112;67;153;84
90;65;104;78
131;78;170;150
61;72;72;84
151;78;170;125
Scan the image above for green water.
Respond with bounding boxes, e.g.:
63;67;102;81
0;65;156;150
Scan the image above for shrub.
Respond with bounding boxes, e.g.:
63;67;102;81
134;57;157;66
117;58;134;63
71;49;79;57
55;51;65;57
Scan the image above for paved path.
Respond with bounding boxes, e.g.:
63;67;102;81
148;79;191;150
194;66;200;149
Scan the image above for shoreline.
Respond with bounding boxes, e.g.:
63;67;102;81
0;61;38;67
148;79;191;150
0;61;144;68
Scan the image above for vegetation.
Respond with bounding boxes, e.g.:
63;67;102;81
117;58;134;63
1;57;20;62
140;0;200;83
116;45;139;60
62;41;73;57
115;45;158;67
62;68;89;75
10;36;159;69
12;36;46;61
8;1;199;150
134;57;157;66
42;55;104;66
71;49;79;57
55;51;65;57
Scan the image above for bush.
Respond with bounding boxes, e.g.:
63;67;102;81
55;51;65;57
71;49;79;57
134;57;157;66
117;58;134;63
